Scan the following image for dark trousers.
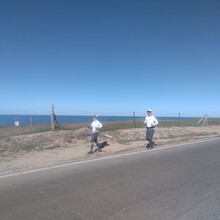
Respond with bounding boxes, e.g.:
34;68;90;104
91;132;99;145
146;128;154;147
88;132;100;153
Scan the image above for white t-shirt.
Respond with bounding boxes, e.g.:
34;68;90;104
144;115;158;128
91;119;103;133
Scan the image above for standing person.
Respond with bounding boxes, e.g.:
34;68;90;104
144;109;159;149
88;114;103;154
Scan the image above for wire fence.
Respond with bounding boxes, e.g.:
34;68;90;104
0;106;220;139
0;105;219;128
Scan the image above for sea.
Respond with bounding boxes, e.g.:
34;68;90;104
0;114;195;127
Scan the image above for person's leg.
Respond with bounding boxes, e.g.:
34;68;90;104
146;129;150;147
94;135;99;147
148;129;155;148
88;142;94;154
146;129;152;148
88;132;98;154
95;133;103;152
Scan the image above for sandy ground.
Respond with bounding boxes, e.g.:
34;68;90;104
1;126;220;173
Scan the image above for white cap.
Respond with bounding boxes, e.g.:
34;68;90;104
147;108;152;112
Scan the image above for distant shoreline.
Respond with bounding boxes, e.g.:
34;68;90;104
0;114;203;127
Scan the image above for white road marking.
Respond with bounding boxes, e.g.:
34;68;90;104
0;137;220;179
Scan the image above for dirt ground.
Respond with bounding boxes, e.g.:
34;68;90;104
1;126;220;173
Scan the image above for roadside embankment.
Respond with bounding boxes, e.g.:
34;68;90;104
0;125;220;172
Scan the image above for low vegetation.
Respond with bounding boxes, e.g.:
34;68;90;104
0;118;220;138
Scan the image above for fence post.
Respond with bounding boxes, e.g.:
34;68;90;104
133;111;136;128
51;104;55;130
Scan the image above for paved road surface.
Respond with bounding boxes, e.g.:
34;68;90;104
1;138;220;220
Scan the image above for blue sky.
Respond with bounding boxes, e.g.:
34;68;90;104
0;0;220;117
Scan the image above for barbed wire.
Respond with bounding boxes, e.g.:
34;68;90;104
0;106;207;118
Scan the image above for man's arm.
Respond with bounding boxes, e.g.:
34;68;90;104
153;117;159;126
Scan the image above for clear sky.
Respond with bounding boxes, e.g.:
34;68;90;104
0;0;220;117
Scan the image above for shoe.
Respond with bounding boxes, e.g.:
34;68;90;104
146;143;150;148
88;151;93;154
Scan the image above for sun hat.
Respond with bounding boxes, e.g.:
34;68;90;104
147;109;152;112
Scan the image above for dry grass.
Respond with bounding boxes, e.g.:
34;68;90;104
1;119;220;156
1;124;220;172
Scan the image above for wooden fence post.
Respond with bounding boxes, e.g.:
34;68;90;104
51;104;55;130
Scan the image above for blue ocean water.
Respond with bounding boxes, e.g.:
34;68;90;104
0;115;141;127
0;115;195;127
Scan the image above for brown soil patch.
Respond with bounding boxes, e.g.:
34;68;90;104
1;126;220;173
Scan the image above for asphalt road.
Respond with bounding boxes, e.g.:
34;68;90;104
1;138;220;220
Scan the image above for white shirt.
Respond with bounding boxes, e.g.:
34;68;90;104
144;115;158;128
91;119;103;133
